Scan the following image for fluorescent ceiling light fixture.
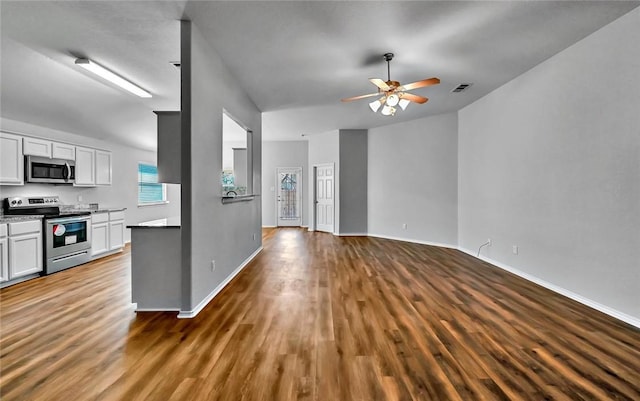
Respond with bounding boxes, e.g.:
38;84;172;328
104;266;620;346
75;58;152;98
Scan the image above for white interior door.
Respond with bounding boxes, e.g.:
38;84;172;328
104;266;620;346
277;167;302;227
314;164;334;233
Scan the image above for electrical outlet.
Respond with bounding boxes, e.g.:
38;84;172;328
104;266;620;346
211;260;216;272
77;195;83;202
512;245;518;255
402;223;407;230
252;233;256;241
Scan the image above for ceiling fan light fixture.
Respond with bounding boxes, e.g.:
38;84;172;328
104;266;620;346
369;99;382;112
341;52;439;117
386;93;399;107
75;58;152;98
381;105;396;116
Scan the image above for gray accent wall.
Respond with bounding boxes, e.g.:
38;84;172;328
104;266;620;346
339;129;368;235
368;113;458;246
181;21;262;311
262;140;309;227
458;7;640;320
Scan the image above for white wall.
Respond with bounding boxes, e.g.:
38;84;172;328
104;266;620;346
261;140;309;227
368;113;458;246
308;130;339;233
458;7;640;321
0;117;181;243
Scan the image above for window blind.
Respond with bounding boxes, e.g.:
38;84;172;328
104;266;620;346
138;163;165;204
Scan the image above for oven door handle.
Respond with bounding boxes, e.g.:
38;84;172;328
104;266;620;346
47;216;91;224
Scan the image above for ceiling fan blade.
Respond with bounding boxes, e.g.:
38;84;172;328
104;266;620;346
398;77;440;91
341;92;382;102
369;78;390;91
400;92;429;104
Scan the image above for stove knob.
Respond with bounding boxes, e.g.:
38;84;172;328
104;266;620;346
17;200;22;205
11;200;16;205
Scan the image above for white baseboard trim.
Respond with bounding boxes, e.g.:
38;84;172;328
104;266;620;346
336;232;368;237
367;233;458;250
177;246;263;319
458;247;640;329
136;307;181;312
262;225;276;228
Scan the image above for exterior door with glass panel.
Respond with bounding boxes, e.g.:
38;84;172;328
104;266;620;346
314;164;334;233
277;167;302;227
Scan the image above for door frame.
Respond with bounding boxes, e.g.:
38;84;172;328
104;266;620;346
276;167;303;227
310;163;335;233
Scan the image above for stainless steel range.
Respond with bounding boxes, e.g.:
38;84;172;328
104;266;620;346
3;196;92;274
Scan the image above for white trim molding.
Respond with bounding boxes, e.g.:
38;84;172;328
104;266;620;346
458;247;640;329
336;232;368;237
178;246;263;319
367;233;458;250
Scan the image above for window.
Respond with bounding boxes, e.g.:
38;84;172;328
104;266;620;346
138;163;166;205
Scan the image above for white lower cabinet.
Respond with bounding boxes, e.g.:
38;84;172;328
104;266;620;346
7;221;43;279
0;224;8;282
91;211;125;258
91;222;109;256
109;220;125;250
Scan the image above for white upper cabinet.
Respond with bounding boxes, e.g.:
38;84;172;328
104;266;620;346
74;146;96;187
0;132;24;185
95;150;112;186
52;142;75;160
23;137;75;160
1;132;111;187
23;137;52;157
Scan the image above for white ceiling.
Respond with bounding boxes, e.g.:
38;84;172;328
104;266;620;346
2;1;638;149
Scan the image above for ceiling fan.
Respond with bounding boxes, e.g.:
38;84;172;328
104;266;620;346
341;53;440;116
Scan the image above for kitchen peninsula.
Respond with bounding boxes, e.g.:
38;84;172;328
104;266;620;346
127;217;181;312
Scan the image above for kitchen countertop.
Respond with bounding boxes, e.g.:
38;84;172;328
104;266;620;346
89;207;127;213
127;216;181;228
0;215;44;224
60;206;127;214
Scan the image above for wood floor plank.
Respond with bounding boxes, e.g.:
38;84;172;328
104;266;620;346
1;228;639;401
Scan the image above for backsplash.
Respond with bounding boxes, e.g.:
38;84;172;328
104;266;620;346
1;183;104;208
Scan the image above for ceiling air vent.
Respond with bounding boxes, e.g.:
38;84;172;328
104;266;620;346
451;83;472;93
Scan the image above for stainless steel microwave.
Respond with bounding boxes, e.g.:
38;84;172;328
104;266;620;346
26;156;75;184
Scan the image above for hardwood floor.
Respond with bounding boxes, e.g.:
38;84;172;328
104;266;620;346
1;228;639;400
